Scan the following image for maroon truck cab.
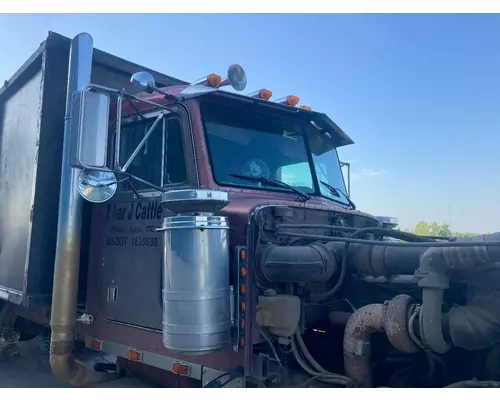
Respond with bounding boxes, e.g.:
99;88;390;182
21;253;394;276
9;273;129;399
80;77;378;386
5;32;496;390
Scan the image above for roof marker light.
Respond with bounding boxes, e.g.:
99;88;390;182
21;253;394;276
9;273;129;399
207;74;222;88
276;95;300;107
190;73;222;88
190;64;247;91
248;89;273;100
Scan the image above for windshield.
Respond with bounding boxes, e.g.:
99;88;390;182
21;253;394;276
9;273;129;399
201;102;349;205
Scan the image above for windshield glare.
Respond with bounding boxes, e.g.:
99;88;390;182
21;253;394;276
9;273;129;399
201;102;349;205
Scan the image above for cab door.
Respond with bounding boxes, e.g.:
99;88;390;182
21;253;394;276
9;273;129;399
94;105;196;330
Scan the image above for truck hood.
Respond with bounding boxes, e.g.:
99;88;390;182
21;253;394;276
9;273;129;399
217;188;377;226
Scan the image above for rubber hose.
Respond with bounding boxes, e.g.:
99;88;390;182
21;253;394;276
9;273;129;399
294;330;329;374
419;288;450;354
291;336;350;386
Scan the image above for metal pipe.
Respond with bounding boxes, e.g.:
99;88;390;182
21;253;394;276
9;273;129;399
259;243;338;283
343;304;385;387
160;117;166;186
82;83;172;110
382;295;419;354
348;245;425;277
279;231;500;247
114;94;123;169
346;163;350;197
50;32;111;387
343;295;418;387
361;275;418;285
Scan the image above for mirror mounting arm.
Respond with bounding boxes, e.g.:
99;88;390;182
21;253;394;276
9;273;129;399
117;171;166;193
123;94;146;121
126;178;142;199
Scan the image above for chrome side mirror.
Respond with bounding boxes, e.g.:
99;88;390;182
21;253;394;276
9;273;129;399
70;90;110;169
131;71;156;93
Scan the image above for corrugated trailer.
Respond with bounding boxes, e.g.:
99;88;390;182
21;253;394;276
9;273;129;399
0;31;186;308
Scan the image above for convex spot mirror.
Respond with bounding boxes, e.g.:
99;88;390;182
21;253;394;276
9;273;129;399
70;90;111;170
78;169;118;203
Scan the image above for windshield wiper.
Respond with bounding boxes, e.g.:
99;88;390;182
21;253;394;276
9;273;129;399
228;173;310;202
320;180;356;210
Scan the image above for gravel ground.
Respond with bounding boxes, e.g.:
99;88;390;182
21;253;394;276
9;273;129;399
0;337;71;388
0;337;153;388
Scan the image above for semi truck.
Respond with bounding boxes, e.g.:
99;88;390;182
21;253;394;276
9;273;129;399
1;31;500;388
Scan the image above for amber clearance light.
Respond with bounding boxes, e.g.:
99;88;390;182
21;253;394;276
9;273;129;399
286;95;300;106
257;89;273;100
249;89;273;100
277;95;300;107
206;73;222;88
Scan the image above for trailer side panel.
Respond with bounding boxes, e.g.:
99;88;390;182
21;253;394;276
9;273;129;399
25;41;69;307
0;31;186;307
0;62;44;304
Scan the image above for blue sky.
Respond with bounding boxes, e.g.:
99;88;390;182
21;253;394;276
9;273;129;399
1;13;499;233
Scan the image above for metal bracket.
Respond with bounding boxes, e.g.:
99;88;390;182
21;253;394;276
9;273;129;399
415;269;450;289
77;313;94;325
250;353;271;382
343;338;370;357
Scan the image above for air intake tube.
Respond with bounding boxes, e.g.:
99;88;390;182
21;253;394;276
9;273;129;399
416;232;500;354
259;242;338;283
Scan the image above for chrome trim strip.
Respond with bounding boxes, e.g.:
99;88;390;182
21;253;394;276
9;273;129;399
87;337;202;379
85;337;244;387
0;285;23;304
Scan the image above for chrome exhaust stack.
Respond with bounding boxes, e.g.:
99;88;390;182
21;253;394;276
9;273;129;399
50;32;111;387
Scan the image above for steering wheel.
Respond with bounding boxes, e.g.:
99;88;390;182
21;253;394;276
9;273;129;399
241;159;270;179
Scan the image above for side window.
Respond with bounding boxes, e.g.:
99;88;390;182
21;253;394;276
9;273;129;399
164;118;187;185
118;116;187;191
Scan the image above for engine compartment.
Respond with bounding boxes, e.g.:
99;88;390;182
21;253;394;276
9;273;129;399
251;205;500;388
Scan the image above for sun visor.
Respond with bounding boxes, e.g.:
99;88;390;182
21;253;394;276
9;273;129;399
184;89;355;150
305;112;354;149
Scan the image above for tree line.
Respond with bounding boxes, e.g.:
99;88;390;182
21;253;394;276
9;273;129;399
400;221;479;238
